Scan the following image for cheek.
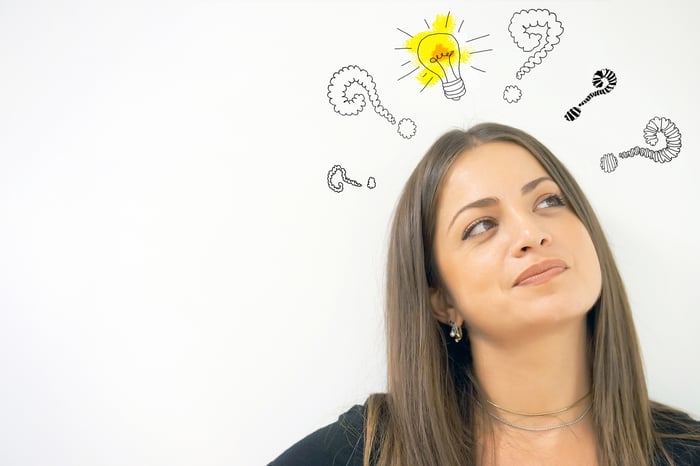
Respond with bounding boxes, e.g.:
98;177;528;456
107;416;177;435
441;252;504;317
572;225;603;292
441;247;499;291
588;241;603;293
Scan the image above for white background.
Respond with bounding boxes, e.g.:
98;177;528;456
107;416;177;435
1;1;698;465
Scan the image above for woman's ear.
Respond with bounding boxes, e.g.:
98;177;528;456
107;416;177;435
429;287;463;326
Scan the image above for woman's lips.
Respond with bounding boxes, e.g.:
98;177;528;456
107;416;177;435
514;259;569;286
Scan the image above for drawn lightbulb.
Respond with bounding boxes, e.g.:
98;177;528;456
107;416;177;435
416;33;466;101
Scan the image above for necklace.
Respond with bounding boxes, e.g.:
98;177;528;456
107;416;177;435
486;390;591;417
487;402;593;432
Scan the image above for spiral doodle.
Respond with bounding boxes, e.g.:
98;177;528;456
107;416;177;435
565;68;617;121
327;164;362;193
327;65;395;124
600;116;682;173
508;9;564;80
618;117;681;163
588;69;617;100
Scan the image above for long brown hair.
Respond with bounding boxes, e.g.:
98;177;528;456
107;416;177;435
363;123;692;466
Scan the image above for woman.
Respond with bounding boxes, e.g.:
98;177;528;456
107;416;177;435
270;123;700;465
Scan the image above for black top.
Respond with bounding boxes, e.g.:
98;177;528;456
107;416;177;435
269;403;700;465
270;405;366;466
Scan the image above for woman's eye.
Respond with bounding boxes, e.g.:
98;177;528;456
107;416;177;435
462;218;497;240
536;194;567;209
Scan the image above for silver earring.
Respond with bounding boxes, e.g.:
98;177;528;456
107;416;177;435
449;320;463;343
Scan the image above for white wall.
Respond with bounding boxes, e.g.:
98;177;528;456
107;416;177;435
1;1;698;465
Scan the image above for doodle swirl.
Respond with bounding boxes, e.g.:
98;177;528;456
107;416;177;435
327;164;362;193
327;65;395;124
618;117;681;163
600;116;682;173
565;69;617;121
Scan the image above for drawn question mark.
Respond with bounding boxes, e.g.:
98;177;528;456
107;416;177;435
327;65;416;139
326;164;377;193
600;117;682;173
564;69;617;121
503;9;563;103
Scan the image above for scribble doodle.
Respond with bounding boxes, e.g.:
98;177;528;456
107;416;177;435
367;177;377;189
327;65;416;139
328;65;395;124
397;12;492;101
327;164;363;193
503;85;522;103
509;9;563;79
565;69;617;121
503;9;563;102
600;117;682;173
397;118;417;139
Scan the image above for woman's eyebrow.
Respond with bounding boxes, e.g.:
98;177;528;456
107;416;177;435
447;176;554;232
521;176;552;195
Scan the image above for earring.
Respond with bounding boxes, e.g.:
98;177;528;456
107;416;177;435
449;320;463;343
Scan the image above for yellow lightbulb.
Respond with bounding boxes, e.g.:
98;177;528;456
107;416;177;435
416;33;466;101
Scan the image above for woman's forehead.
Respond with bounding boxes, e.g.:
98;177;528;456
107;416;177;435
440;141;550;199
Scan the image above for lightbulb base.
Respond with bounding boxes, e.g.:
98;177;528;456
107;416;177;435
442;78;466;101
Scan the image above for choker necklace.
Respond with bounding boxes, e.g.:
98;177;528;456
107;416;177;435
486;402;593;432
486;389;591;417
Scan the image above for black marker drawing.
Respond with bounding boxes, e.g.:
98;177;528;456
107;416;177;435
327;65;416;139
600;117;682;173
396;12;491;101
503;9;563;103
565;69;617;121
367;177;377;189
327;164;363;193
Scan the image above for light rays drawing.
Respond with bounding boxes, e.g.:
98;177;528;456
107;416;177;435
396;12;492;101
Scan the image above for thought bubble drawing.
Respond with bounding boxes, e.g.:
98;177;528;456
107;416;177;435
600;117;682;173
396;12;492;101
327;164;363;193
503;85;522;103
367;177;377;189
327;65;416;139
565;69;617;121
503;9;563;103
397;118;417;139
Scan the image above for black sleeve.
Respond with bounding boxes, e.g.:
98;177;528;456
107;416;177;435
657;437;700;466
268;404;366;466
654;409;700;465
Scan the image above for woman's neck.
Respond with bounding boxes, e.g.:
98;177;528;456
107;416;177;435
470;317;591;419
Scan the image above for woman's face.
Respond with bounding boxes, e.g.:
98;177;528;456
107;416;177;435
431;141;602;344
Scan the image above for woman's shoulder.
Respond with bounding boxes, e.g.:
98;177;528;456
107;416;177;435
651;403;700;465
268;403;368;466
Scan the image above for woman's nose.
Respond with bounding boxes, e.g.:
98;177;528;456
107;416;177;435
508;211;552;256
